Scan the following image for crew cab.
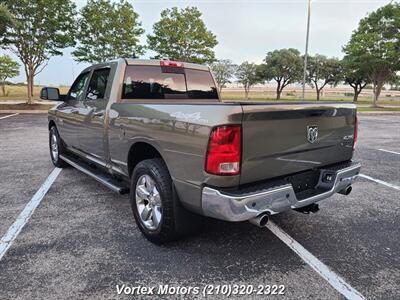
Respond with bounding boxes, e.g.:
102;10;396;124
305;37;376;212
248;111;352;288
41;58;361;243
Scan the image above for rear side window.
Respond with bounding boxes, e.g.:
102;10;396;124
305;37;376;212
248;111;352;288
123;66;186;99
122;65;218;100
86;68;110;100
186;69;218;99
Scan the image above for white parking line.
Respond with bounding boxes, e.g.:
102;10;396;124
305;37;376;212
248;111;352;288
359;174;400;191
0;168;62;261
266;220;366;300
0;113;19;120
378;149;400;155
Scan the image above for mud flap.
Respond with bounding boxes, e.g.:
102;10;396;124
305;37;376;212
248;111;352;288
172;184;203;235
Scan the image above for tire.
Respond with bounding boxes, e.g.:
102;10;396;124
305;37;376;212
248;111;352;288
49;126;69;168
130;158;180;244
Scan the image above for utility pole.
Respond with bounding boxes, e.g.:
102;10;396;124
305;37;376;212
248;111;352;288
302;0;311;100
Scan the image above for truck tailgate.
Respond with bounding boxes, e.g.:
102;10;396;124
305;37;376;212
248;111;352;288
239;103;356;185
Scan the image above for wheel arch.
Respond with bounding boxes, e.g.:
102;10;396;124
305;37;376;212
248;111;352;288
48;120;56;130
127;141;170;178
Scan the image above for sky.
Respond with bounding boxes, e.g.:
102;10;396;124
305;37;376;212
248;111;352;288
1;0;392;86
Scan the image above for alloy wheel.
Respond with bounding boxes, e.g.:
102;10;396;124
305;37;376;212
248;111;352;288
135;174;162;230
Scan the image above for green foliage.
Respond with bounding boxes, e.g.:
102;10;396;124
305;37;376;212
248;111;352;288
0;54;19;95
0;54;19;79
342;56;370;102
1;0;77;103
2;0;76;59
342;57;369;85
343;3;400;106
0;3;13;39
258;48;303;99
210;59;236;93
306;55;342;100
147;7;218;64
73;0;144;63
235;62;261;99
390;75;400;90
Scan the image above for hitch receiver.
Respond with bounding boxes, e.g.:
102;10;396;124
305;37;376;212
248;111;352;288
294;203;319;214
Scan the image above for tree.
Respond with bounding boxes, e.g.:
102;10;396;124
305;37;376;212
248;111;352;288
147;7;218;64
210;59;236;93
0;54;19;96
73;0;144;63
306;55;342;101
1;0;76;104
258;48;303;100
0;3;13;39
343;3;400;107
342;56;369;102
235;62;261;100
390;75;400;90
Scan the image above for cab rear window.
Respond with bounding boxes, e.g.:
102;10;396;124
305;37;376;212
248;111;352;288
122;65;218;100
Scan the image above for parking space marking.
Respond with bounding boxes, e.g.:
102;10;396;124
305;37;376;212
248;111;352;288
0;113;19;120
359;174;400;191
0;168;62;261
378;149;400;155
266;220;365;300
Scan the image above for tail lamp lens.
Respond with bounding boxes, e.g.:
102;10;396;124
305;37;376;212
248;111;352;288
353;115;358;150
205;125;241;175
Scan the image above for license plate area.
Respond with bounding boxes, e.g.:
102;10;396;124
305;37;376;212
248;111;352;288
285;169;321;194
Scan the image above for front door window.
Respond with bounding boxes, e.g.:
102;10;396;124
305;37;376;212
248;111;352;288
68;72;90;101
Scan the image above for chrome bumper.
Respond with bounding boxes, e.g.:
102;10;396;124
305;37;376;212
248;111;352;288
201;162;361;222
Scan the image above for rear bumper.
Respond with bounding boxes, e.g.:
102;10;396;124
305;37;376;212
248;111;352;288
201;161;361;222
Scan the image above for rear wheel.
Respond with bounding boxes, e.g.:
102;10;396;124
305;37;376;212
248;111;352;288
130;159;179;244
135;174;163;231
49;126;68;168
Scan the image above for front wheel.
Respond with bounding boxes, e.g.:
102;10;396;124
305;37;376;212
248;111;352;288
130;158;179;244
49;126;68;168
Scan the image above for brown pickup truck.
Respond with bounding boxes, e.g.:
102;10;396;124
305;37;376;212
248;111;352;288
41;58;361;243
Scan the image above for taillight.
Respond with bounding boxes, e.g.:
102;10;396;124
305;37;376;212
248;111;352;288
160;60;184;68
353;115;358;150
205;125;242;175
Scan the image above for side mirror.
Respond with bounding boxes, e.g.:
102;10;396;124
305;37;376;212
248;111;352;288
40;87;61;101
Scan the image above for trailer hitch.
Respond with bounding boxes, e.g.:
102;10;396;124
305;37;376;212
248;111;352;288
294;203;319;214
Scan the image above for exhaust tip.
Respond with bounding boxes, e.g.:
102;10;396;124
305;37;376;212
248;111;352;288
338;185;352;196
345;186;352;195
249;213;269;227
259;215;269;227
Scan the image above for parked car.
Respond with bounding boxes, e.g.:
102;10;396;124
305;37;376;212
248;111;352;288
42;58;361;243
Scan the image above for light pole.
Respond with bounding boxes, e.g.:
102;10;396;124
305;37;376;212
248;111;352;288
302;0;311;100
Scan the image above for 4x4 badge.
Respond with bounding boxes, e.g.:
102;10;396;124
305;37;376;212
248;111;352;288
307;125;318;143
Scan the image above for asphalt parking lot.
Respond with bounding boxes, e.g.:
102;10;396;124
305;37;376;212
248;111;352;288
0;113;399;299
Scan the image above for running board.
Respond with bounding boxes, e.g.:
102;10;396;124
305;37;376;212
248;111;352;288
59;154;129;195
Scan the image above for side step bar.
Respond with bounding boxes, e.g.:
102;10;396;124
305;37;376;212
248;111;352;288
59;154;129;195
